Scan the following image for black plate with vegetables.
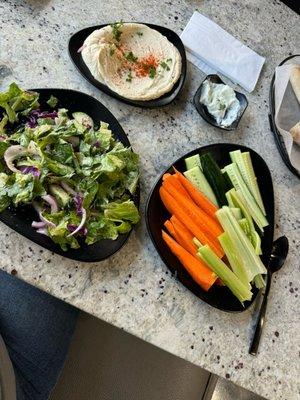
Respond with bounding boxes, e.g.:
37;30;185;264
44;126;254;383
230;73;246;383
0;85;140;262
68;23;187;108
146;144;274;312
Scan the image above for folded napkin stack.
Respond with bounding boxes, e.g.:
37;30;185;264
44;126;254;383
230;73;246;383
180;12;265;92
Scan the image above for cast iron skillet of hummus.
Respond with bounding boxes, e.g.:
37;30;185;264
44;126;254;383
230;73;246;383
69;22;186;108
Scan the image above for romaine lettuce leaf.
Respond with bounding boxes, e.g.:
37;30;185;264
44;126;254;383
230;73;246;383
103;200;139;224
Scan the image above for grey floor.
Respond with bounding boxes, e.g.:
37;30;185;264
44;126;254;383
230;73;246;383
211;378;266;400
50;312;266;400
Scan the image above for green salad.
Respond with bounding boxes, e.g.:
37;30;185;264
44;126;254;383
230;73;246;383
0;83;140;250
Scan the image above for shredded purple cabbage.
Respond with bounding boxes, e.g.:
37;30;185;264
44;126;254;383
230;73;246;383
67;224;87;236
27;109;58;128
94;141;100;148
20;166;41;178
73;195;83;216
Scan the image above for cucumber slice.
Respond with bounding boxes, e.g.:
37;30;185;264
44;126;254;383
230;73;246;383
222;163;268;231
239;218;250;235
184;166;218;206
201;153;232;207
185;154;201;170
230;150;266;215
242;152;266;215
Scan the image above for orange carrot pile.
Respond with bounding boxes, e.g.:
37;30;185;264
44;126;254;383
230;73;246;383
159;170;224;291
162;230;217;291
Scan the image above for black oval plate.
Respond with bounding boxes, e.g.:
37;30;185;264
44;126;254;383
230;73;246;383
0;88;140;262
68;23;187;108
193;75;248;131
146;143;274;312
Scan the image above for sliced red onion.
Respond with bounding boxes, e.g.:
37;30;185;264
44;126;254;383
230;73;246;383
27;109;58;128
77;45;84;53
67;224;87;236
4;144;39;173
42;195;58;213
73;195;83;216
32;221;46;229
36;228;49;236
4;145;27;173
61;181;77;196
67;208;87;237
20;166;41;178
39;213;56;228
33;201;56;228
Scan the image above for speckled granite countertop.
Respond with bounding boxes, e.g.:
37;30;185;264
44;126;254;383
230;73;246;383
0;0;299;399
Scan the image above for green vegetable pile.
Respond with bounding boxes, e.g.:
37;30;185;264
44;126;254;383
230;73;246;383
0;83;140;250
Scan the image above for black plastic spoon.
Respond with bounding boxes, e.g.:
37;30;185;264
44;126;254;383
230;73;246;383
249;236;289;355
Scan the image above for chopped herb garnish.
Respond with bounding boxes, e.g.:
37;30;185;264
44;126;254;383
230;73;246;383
160;61;170;71
126;70;133;82
136;32;143;37
166;58;172;62
109;47;115;56
125;51;138;63
149;66;156;79
110;21;123;42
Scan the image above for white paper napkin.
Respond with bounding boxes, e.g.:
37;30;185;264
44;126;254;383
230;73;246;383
180;12;266;92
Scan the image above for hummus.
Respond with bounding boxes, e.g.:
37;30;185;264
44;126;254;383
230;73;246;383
81;22;182;101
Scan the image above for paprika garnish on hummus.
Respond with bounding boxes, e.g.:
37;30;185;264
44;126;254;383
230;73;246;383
81;22;182;101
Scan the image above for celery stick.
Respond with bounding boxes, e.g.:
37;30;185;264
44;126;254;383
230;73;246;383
254;274;266;289
230;150;266;215
228;189;255;233
231;207;242;221
198;245;253;303
226;190;235;208
193;237;202;248
218;232;251;289
252;231;262;255
222;163;268;231
216;207;267;282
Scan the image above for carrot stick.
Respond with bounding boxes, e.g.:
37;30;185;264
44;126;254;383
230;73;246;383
164;220;176;237
162;179;223;238
162;230;217;291
159;187;224;257
171;215;192;234
163;173;192;199
173;168;219;220
171;216;197;255
162;173;172;181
